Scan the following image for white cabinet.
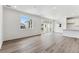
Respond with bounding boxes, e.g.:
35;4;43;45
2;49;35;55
63;16;79;38
63;30;79;38
66;16;79;30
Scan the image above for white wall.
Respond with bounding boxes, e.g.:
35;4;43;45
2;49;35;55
3;7;41;41
41;17;66;33
54;22;63;33
0;6;3;48
15;5;79;33
54;17;66;33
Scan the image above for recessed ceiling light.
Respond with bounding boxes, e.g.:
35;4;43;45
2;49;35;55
6;5;17;8
71;13;74;15
13;6;16;8
53;7;56;10
6;5;11;7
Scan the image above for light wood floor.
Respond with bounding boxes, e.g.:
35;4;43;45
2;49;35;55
0;33;79;53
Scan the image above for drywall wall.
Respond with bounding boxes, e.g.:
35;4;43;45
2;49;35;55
15;5;79;33
41;17;66;33
3;7;41;41
0;6;3;48
54;17;66;33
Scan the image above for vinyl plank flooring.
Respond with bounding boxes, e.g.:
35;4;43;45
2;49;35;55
1;33;79;53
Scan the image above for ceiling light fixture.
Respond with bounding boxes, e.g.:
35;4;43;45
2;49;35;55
53;7;57;10
13;6;16;8
5;5;16;8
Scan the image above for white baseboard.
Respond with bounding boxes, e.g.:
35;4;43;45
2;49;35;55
3;33;41;41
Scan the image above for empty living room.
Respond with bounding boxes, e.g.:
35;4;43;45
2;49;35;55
1;5;79;53
1;0;79;59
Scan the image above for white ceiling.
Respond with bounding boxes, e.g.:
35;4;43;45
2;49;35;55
12;5;79;19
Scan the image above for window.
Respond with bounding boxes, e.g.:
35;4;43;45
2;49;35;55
20;16;32;29
20;16;30;24
20;16;30;29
